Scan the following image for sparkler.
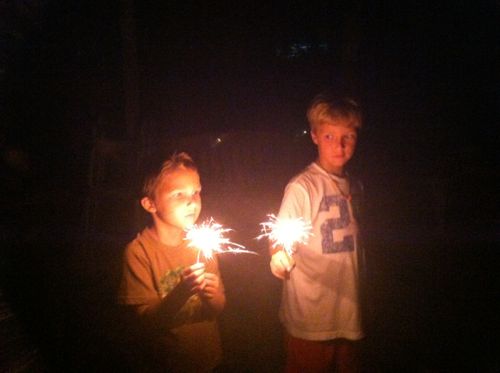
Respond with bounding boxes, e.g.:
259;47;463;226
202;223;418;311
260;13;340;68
258;214;312;257
186;218;255;262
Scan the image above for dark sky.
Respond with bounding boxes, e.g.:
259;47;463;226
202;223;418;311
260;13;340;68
2;1;497;138
3;0;497;226
1;1;498;371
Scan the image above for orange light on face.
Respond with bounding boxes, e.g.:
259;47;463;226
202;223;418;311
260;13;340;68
258;214;312;257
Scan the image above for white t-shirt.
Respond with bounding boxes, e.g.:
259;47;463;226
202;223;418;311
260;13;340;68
278;162;364;341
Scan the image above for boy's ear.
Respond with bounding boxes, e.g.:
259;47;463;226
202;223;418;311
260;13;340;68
141;197;157;213
310;129;319;145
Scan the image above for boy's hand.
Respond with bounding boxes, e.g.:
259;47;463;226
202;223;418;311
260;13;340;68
199;272;221;300
270;250;295;280
181;263;206;295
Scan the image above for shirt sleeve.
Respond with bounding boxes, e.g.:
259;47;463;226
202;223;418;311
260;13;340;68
118;242;160;306
278;181;311;221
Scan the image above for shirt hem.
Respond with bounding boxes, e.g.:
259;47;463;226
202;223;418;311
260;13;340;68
284;323;364;341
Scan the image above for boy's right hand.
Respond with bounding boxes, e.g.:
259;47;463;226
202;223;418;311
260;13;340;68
270;251;295;280
181;263;206;295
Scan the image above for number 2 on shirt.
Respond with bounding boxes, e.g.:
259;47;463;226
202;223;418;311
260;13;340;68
319;195;354;254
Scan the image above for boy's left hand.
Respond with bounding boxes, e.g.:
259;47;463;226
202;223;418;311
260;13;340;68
199;272;221;300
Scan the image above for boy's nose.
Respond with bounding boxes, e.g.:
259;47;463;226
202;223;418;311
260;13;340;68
332;137;344;149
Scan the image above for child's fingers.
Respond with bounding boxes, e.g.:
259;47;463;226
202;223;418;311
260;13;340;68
270;251;295;279
182;270;205;283
200;284;217;299
274;251;295;271
182;263;205;280
198;277;207;291
183;263;205;276
203;273;219;285
277;251;294;272
199;273;221;299
190;262;205;271
270;260;286;279
182;264;206;293
282;254;295;272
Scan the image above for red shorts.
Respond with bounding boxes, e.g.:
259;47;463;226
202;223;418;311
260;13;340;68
284;333;360;373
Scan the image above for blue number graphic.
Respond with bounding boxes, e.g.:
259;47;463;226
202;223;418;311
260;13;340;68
319;195;354;253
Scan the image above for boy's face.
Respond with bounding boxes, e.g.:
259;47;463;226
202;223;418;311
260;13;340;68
311;119;358;176
147;167;202;232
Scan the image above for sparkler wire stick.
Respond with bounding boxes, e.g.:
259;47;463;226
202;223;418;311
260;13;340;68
185;218;256;262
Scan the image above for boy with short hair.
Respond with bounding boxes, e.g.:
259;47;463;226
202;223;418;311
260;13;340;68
270;93;365;372
118;152;225;372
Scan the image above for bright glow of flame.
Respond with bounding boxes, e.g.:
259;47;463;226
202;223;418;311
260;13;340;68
258;214;312;256
186;218;254;262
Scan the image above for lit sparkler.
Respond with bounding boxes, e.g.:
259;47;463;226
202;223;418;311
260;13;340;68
258;214;312;257
186;218;255;262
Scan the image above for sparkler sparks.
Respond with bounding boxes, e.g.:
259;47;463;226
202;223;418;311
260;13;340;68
258;214;312;257
186;218;254;262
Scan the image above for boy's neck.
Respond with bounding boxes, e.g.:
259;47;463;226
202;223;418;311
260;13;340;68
148;225;185;247
315;160;345;177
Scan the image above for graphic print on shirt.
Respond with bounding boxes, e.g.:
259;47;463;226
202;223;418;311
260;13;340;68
319;195;354;254
159;267;201;324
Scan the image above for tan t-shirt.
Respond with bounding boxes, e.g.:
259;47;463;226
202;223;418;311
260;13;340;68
118;228;223;372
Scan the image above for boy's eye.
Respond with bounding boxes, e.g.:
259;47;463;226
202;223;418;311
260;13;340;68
171;189;201;200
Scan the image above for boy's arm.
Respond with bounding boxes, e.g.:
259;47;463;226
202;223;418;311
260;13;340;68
137;264;225;322
135;263;207;330
120;246;207;331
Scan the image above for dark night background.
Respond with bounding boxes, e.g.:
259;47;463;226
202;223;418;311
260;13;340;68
1;1;498;372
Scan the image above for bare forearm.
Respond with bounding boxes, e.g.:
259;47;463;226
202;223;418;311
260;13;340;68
140;283;192;329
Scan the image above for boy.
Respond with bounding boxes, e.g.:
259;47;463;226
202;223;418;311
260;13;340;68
270;93;365;372
118;152;225;372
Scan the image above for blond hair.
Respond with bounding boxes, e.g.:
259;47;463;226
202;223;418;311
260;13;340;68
307;93;362;132
142;152;197;199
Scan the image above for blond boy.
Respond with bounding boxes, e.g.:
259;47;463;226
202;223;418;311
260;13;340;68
270;94;364;372
118;153;225;372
